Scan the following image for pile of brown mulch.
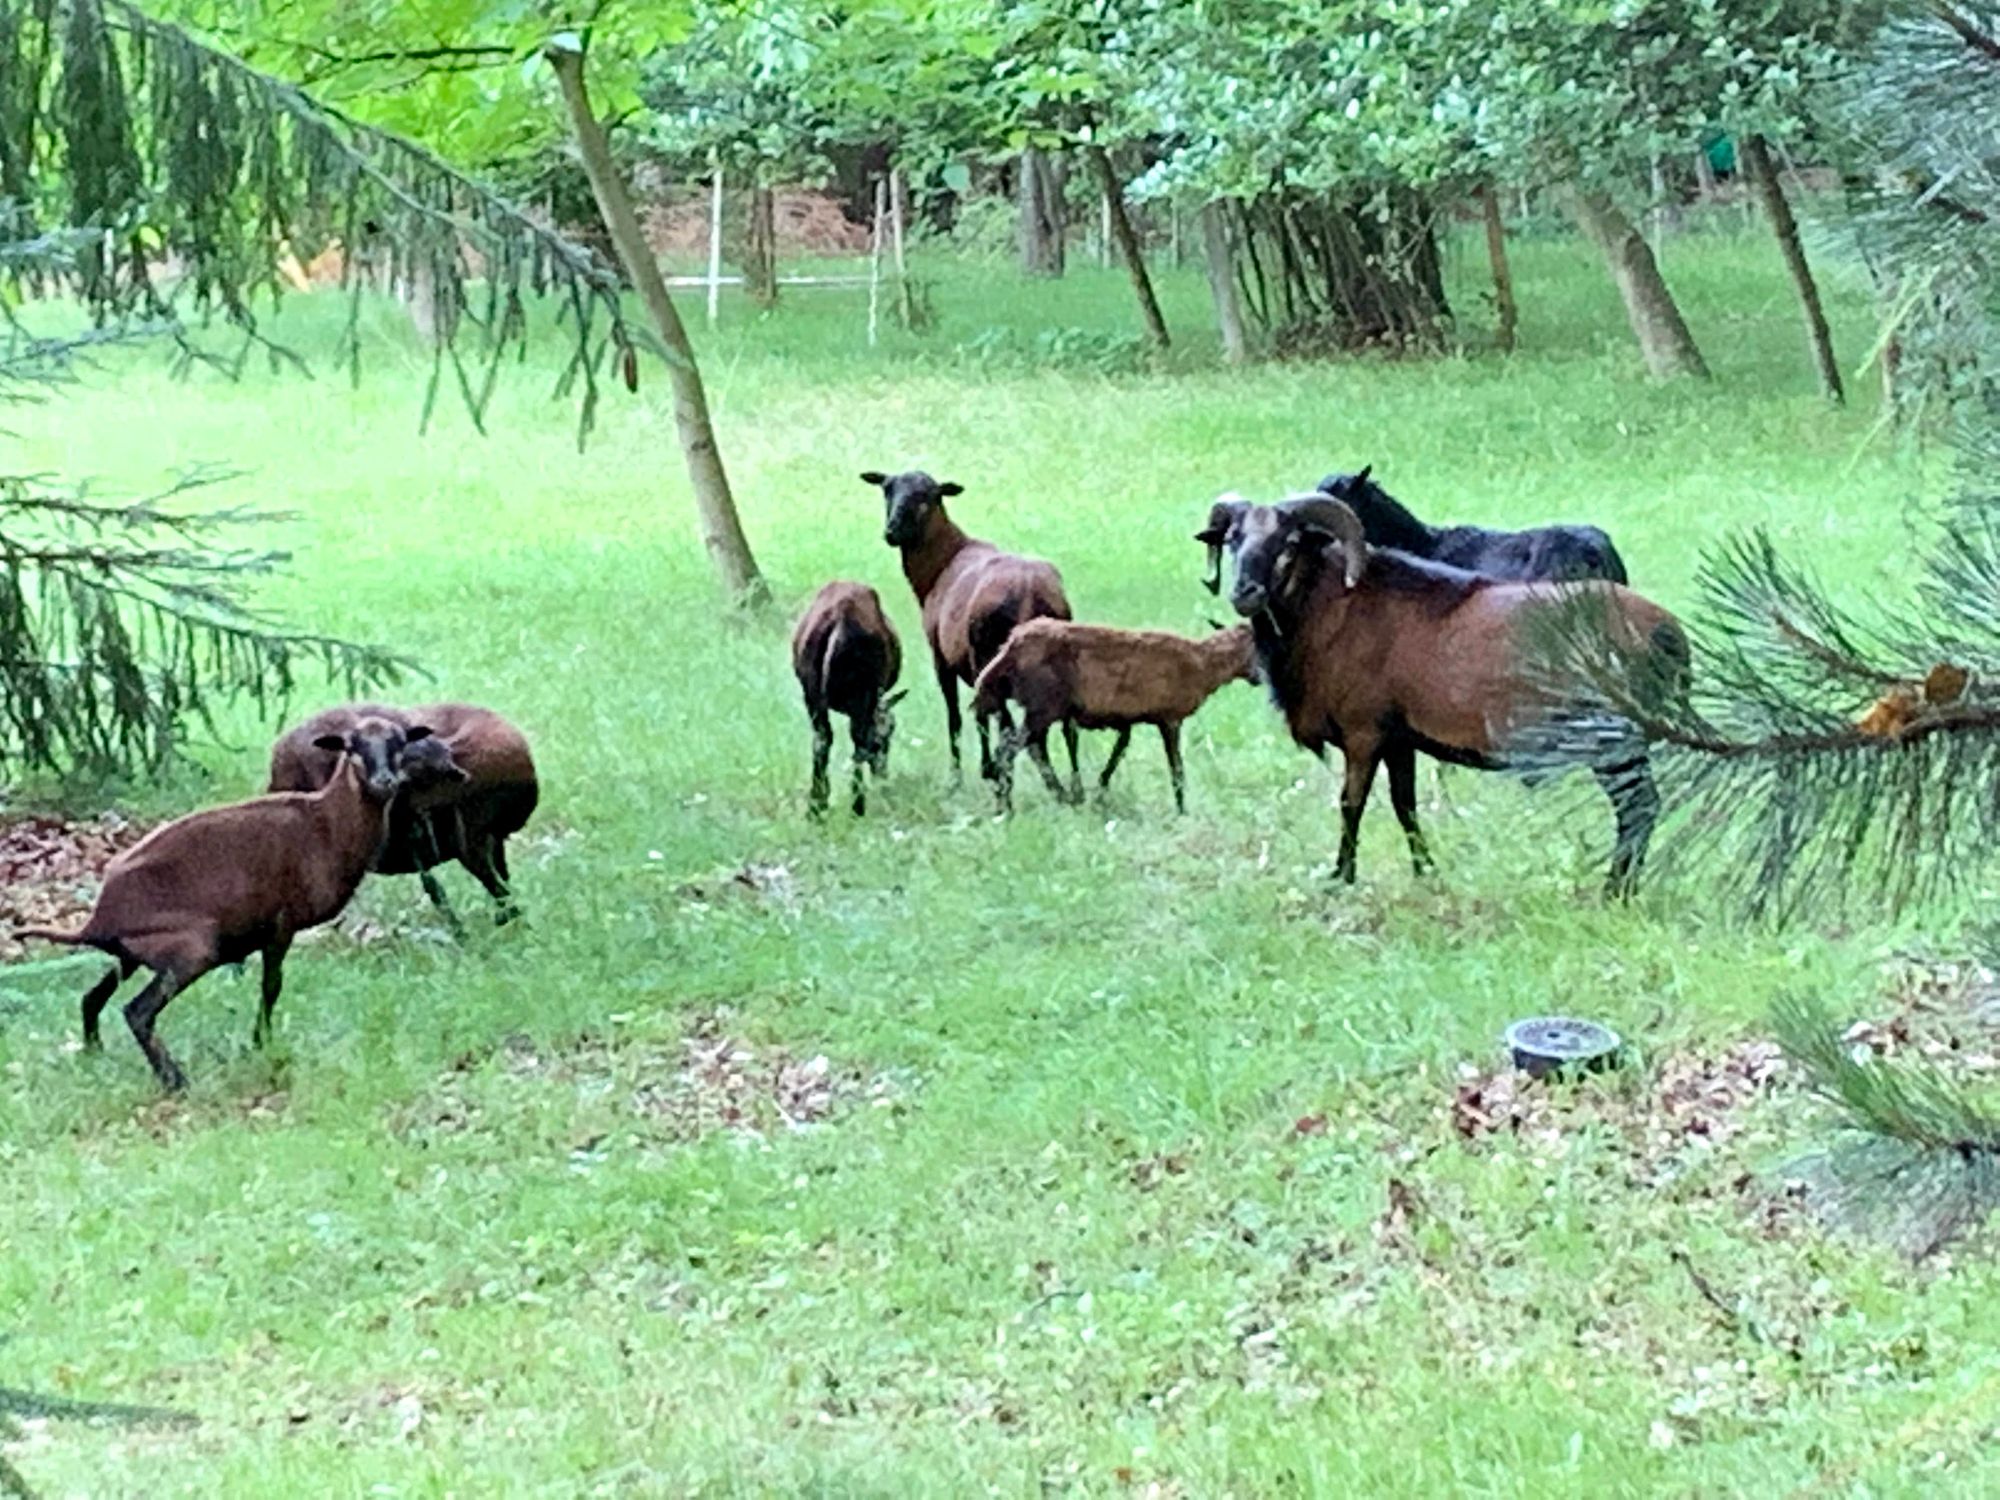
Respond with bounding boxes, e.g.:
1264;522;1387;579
0;813;153;963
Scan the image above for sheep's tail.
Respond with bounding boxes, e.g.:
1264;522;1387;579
14;926;91;947
971;642;1018;719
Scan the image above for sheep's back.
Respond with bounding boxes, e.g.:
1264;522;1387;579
927;550;1070;679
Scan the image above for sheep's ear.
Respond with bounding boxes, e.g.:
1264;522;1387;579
859;471;886;486
1354;464;1372;486
938;481;963;497
312;733;345;753
406;725;435;743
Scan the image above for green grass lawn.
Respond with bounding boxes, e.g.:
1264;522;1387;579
3;228;1995;1496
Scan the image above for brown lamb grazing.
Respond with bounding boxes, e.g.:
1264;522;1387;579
862;469;1076;803
971;619;1256;813
270;702;539;928
18;716;457;1091
1198;494;1689;898
792;581;908;816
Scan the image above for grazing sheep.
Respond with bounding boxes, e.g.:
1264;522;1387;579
1198;494;1686;896
270;702;538;927
972;619;1256;812
862;469;1076;798
19;716;456;1091
792;580;907;815
1314;466;1629;583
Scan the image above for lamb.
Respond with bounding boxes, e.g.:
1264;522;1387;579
862;469;1077;801
792;580;907;815
1313;466;1629;583
1197;494;1687;896
971;618;1256;813
18;715;456;1091
270;701;538;927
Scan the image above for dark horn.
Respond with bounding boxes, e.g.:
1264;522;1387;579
1279;495;1369;587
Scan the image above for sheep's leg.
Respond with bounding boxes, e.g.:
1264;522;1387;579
1385;743;1433;875
462;836;519;924
80;956;137;1052
935;655;964;786
847;706;872;817
1596;755;1660;900
252;935;292;1050
1097;727;1133;796
124;969;192;1093
1061;720;1083;804
992;721;1019;814
977;702;1014;784
808;708;834;816
1021;715;1070;805
1159;722;1187;814
1335;743;1384;884
412;811;467;938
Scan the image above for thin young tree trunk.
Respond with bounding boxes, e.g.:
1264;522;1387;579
889;166;920;329
1567;185;1710;379
1018;147;1065;276
868;177;885;347
1740;132;1843;404
1478;183;1518;353
1693;148;1718;199
745;179;778;308
706;162;724;326
1201;200;1247;365
1086;144;1170;351
546;41;767;606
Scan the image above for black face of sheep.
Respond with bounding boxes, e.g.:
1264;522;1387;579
324;719;440;801
397;733;470;792
862;470;963;548
1221;499;1368;620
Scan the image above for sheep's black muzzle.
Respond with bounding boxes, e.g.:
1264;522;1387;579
1230;581;1268;616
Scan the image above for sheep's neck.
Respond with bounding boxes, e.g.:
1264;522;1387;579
1198;632;1253;690
308;760;394;881
900;511;972;603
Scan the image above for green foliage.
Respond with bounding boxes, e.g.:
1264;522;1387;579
0;470;413;778
1775;992;2000;1258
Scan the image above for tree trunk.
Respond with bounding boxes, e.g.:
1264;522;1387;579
745;180;778;308
1018;147;1066;276
1086;144;1170;351
1479;183;1518;354
1567;186;1710;379
1740;132;1843;404
1693;148;1718;199
1202;201;1247;365
546;41;767;606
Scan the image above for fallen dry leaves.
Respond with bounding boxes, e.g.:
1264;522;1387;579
401;1015;899;1148
0;812;153;963
1450;1039;1789;1183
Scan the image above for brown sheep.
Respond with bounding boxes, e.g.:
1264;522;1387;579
792;581;907;815
19;716;456;1091
862;469;1076;799
1199;494;1688;897
270;702;538;927
972;619;1255;812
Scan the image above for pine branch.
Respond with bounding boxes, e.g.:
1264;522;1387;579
1774;993;2000;1259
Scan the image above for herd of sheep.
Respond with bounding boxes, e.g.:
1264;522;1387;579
18;465;1686;1092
